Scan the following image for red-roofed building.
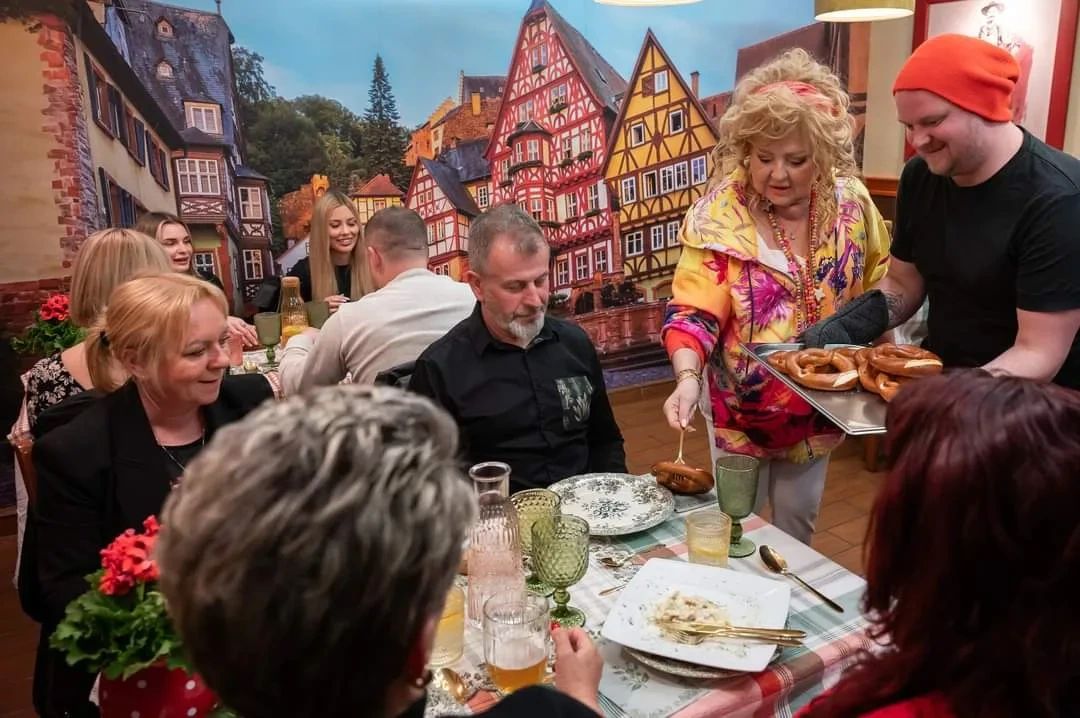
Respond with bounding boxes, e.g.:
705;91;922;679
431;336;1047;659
351;173;405;225
486;0;628;308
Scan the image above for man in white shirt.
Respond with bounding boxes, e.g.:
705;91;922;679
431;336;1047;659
279;207;476;393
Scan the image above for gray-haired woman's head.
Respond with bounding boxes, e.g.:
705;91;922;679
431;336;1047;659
157;384;475;718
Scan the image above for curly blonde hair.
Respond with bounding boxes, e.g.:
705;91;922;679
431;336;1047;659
711;49;857;230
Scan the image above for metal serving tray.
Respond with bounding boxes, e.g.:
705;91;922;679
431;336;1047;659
741;342;887;436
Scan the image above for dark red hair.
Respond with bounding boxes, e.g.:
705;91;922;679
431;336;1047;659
802;370;1080;717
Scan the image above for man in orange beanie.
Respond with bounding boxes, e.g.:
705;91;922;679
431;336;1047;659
803;34;1080;389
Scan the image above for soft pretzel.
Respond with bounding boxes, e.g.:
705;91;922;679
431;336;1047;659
869;343;943;378
833;347;860;362
874;372;906;402
652;461;715;495
855;350;882;394
767;350;794;374
785;349;859;391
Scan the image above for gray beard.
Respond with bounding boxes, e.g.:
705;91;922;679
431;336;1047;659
508;312;545;344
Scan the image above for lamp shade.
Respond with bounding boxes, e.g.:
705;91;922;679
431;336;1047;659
595;0;703;5
814;0;914;21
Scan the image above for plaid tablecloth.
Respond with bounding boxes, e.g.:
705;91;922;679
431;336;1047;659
451;510;873;718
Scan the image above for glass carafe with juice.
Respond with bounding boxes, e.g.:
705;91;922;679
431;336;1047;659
279;276;309;343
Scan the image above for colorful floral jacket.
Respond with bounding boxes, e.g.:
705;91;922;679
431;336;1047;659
662;168;891;462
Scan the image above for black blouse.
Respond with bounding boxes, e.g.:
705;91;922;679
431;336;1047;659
287;258;351;302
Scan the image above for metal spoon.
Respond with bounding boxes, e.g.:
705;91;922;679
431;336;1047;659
598;551;638;569
436;667;475;704
759;545;844;613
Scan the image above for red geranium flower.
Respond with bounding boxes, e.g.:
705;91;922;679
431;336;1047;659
38;294;70;322
98;516;161;596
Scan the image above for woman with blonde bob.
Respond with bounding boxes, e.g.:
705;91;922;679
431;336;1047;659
26;273;273;716
661;49;892;544
265;189;371;313
136;212;258;346
22;228;172;428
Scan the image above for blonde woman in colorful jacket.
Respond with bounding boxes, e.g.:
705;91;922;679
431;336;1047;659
661;49;891;544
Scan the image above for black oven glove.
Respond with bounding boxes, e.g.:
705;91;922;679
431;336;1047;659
800;290;890;348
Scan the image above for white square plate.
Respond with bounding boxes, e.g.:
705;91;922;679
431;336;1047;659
601;558;792;672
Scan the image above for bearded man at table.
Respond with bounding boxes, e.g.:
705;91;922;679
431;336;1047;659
409;205;626;492
802;34;1080;389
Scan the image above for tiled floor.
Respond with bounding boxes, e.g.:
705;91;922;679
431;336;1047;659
0;381;881;717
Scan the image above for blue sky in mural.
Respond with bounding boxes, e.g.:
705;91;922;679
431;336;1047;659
177;0;815;126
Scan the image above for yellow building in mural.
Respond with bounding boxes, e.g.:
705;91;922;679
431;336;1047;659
351;174;405;225
603;31;719;302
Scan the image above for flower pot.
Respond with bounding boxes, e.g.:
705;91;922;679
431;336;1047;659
99;665;217;718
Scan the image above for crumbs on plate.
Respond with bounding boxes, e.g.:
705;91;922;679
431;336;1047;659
651;591;728;625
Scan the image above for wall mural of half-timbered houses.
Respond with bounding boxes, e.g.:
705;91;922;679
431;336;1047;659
603;31;720;304
485;0;627;306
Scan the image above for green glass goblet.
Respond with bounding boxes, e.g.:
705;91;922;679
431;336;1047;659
715;454;761;558
532;515;589;628
253;312;281;368
305;300;331;330
510;489;562;597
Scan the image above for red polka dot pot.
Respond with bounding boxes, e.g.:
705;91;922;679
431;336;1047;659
98;664;217;718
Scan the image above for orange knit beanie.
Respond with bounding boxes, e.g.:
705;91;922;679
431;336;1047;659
893;33;1019;122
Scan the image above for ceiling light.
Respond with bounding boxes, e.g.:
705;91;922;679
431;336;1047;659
814;0;914;21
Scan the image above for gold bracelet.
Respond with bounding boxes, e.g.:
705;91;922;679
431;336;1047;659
676;368;702;385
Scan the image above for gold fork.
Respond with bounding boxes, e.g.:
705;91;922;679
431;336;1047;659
664;627;804;648
672;620;805;639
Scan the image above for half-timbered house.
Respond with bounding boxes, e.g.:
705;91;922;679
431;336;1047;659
405;140;488;282
486;0;627;306
125;0;273;313
603;31;718;302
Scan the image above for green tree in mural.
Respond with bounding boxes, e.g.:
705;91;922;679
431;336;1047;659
321;133;358;193
232;46;276;128
293;95;366;190
246;99;328;201
362;54;410;189
293;95;364;149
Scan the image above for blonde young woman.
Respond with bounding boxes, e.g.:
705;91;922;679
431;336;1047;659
135;212;258;346
22;228;172;428
25;273;273;716
285;189;371;312
661;49;891;544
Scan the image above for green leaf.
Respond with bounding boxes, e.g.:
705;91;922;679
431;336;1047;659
51;580;191;678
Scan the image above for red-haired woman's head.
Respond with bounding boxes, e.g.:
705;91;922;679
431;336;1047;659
804;370;1080;718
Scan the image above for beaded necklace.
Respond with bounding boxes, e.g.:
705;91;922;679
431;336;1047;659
764;192;822;333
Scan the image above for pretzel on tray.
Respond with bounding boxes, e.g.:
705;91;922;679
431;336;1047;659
784;348;859;391
767;345;940;402
868;343;944;378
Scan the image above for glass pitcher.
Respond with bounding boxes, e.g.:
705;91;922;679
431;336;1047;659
467;462;525;624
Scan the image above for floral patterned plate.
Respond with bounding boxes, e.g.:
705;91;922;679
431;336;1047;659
624;643;782;680
548;473;674;536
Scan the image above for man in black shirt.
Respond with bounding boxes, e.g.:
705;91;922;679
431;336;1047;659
409;204;626;491
802;34;1080;388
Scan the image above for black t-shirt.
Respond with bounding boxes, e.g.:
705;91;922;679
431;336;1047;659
287;257;351;302
892;130;1080;388
408;305;626;491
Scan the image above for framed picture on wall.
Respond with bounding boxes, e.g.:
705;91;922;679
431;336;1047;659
913;0;1078;148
